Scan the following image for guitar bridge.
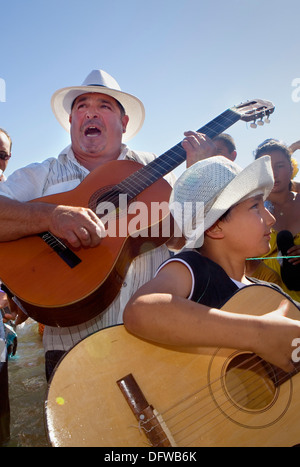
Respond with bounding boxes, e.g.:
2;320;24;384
117;373;176;447
39;232;82;268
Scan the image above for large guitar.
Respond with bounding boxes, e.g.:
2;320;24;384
45;285;300;447
0;100;274;327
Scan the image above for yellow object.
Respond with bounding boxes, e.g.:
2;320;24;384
263;230;300;302
291;157;299;180
55;397;65;406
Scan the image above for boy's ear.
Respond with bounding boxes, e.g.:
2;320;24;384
205;221;225;240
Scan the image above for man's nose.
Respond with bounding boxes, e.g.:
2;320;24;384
86;106;100;119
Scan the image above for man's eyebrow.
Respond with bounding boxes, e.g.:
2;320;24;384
74;96;88;105
75;95;114;104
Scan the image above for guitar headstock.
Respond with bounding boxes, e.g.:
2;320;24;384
232;99;275;127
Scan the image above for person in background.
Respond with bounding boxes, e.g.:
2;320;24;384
288;139;300;193
0;128;12;446
0;293;10;446
0;129;12;182
212;133;237;162
0;69;211;381
252;139;300;302
124;155;300;374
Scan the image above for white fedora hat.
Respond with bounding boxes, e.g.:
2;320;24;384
170;155;274;249
51;69;145;141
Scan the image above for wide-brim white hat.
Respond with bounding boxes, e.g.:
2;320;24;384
170;155;274;249
51;69;145;142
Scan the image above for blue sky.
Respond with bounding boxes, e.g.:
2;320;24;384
1;0;300;180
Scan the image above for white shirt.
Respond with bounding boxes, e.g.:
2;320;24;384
0;144;175;352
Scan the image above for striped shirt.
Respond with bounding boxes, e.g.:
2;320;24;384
0;144;175;352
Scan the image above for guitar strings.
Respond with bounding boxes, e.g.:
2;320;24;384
150;357;285;446
138;352;262;443
137;352;298;447
170;358;276;446
178;356;297;446
179;360;294;448
170;357;296;447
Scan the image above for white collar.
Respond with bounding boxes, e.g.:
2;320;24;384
59;143;130;171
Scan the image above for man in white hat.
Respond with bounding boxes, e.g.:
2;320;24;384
0;69;213;380
124;155;300;374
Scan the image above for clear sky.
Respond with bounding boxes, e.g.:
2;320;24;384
1;0;300;180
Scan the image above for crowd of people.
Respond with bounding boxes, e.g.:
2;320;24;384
0;69;300;447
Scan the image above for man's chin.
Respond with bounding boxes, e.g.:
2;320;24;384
79;142;106;155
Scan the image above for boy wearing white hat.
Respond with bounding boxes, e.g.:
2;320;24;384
124;155;300;373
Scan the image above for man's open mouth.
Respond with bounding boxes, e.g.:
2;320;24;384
84;126;101;137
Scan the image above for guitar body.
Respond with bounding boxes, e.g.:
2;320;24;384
0;160;172;327
45;285;300;447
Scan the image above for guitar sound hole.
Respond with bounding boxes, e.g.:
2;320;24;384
224;353;277;411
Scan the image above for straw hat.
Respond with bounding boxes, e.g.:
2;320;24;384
51;69;145;141
170;155;274;249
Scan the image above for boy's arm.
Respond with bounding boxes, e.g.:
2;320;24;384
123;262;300;373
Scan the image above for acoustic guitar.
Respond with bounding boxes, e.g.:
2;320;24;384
45;285;300;447
0;100;274;327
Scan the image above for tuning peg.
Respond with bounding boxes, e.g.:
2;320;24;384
264;116;270;124
257;118;264;126
250;121;257;129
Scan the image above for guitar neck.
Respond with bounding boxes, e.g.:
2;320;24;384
120;108;240;198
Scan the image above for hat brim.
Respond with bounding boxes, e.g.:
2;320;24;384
51;85;145;142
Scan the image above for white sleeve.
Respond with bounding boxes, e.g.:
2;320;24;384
155;257;195;300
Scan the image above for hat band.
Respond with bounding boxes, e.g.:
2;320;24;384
87;84;106;87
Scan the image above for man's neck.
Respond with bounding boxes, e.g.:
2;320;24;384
72;145;125;172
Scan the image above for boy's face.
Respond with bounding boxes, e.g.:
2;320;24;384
218;195;275;259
